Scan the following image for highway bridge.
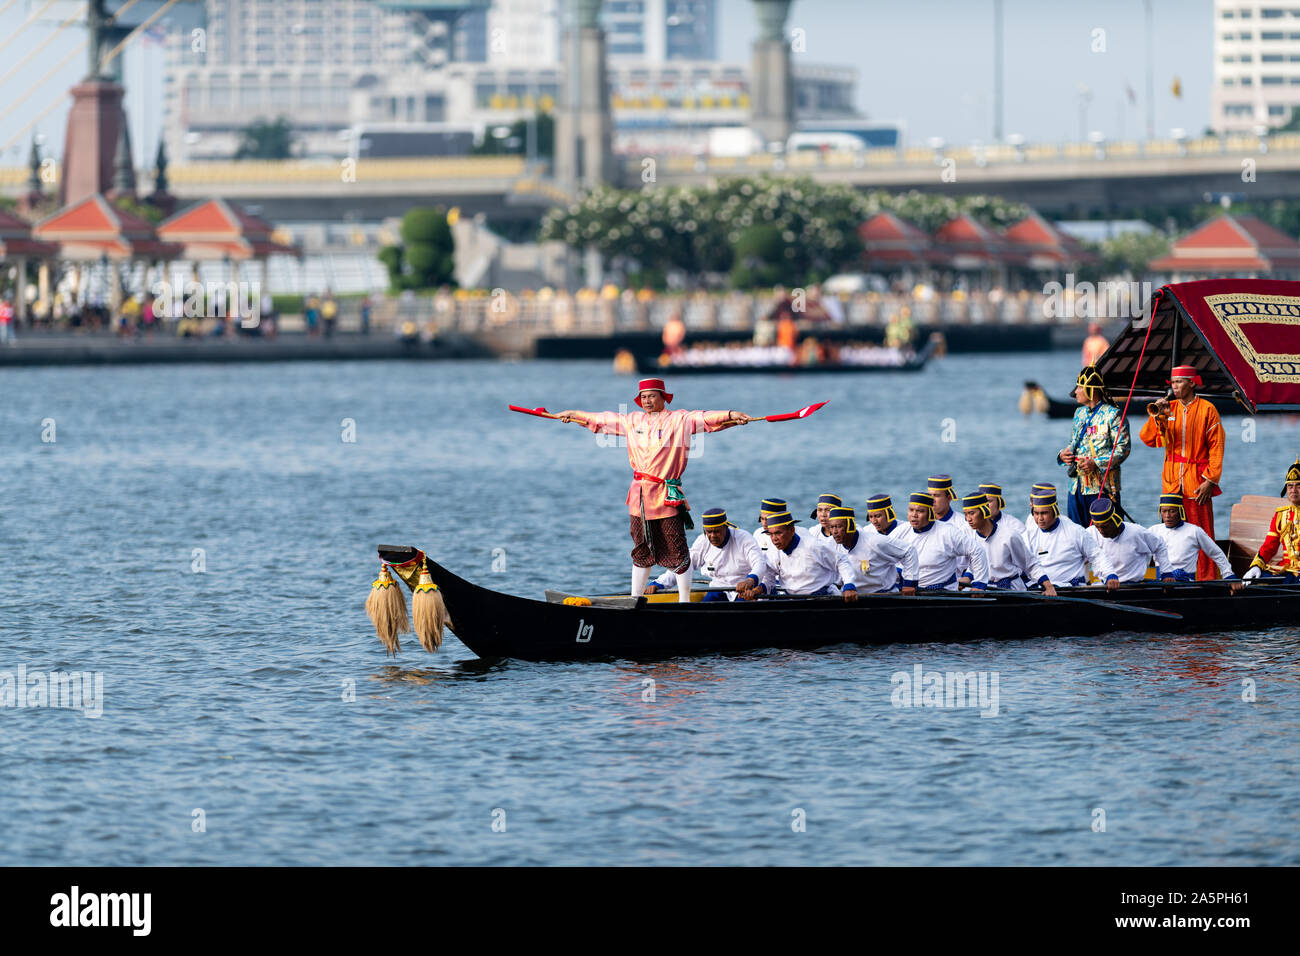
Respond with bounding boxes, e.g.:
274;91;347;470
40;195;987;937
5;131;1300;221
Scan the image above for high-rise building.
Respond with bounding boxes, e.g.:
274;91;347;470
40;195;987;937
163;0;848;164
1210;1;1300;132
164;0;490;161
604;0;716;61
488;0;560;65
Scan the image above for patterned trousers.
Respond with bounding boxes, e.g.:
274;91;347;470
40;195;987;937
629;513;690;572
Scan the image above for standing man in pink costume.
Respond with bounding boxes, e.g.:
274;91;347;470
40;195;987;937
556;378;759;602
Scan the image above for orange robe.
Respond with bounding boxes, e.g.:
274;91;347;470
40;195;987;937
1139;397;1226;579
1251;504;1300;574
1081;334;1109;368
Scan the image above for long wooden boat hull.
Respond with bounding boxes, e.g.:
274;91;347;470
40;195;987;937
378;547;1299;662
636;357;930;375
637;339;936;376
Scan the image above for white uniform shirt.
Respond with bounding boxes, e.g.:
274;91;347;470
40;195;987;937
867;520;917;578
1023;517;1112;585
881;519;914;549
752;526;776;562
1086;522;1172;583
970;520;1041;590
837;529;920;592
768;532;856;595
1146;520;1235;579
801;524;839;556
1025;511;1079;532
908;520;990;590
992;511;1026;539
655;527;774;595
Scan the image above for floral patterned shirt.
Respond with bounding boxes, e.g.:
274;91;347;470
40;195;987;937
1061;402;1130;496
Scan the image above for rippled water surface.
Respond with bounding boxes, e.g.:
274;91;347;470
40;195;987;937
1;352;1297;865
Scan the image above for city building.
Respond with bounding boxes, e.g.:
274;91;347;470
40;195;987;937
603;0;716;61
488;0;560;65
163;0;856;163
163;0;491;161
1211;1;1300;132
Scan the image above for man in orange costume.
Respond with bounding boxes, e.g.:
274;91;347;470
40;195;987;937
1139;364;1226;579
1081;322;1109;368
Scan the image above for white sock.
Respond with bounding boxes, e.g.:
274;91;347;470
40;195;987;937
631;565;651;597
677;573;692;603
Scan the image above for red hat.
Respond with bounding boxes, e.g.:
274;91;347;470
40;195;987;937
635;378;673;407
1168;365;1203;386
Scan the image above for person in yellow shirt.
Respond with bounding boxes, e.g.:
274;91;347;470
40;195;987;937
321;291;338;339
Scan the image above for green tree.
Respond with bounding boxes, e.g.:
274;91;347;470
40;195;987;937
473;113;555;158
235;117;295;160
112;196;163;224
1100;230;1171;277
729;224;789;288
379;207;456;292
539;177;1030;288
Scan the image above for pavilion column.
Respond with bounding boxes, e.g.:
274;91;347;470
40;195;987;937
259;258;268;329
229;258;240;329
38;260;50;319
109;258;122;315
15;256;27;325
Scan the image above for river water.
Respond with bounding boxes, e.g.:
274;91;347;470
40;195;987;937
1;352;1297;865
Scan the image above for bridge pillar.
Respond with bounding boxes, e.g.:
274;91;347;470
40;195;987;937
750;0;794;147
555;0;613;192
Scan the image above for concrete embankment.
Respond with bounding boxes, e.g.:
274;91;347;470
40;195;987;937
0;333;491;367
0;322;1091;367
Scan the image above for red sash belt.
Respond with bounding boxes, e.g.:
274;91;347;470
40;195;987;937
1170;453;1208;465
633;470;664;483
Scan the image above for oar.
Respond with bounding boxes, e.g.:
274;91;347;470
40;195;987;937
757;592;996;603
508;405;562;420
762;401;828;422
989;589;1182;620
691;580;998;602
509;402;829;423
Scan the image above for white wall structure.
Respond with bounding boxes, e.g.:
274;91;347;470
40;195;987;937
1210;0;1300;132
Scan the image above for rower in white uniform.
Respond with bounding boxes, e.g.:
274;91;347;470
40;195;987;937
866;493;914;549
1022;483;1113;587
959;491;1054;594
1024;480;1079;531
752;497;787;563
1146;492;1239;587
930;473;990;556
979;482;1025;539
828;506;918;595
647;507;773;601
1084;497;1175;588
906;491;989;591
736;508;858;602
802;492;842;554
927;475;959;524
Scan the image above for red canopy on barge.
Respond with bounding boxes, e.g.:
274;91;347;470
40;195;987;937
1096;279;1300;412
